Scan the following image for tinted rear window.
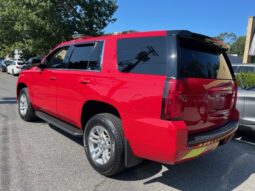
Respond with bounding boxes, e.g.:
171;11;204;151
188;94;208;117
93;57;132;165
5;61;13;65
117;37;166;75
179;37;233;79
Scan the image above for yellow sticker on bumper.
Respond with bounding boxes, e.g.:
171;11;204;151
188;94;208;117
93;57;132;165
182;147;207;160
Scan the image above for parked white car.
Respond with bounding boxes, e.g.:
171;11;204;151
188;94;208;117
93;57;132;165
6;60;27;75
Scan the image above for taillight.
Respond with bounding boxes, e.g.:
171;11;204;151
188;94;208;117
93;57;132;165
233;81;238;107
16;66;21;69
230;81;239;121
161;78;185;120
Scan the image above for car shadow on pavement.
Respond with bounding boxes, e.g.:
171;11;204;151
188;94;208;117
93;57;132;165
0;97;17;104
44;122;255;191
114;132;255;191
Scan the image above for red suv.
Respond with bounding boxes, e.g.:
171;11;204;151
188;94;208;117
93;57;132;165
17;30;239;176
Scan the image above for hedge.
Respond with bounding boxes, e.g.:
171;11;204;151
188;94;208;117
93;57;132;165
236;72;255;89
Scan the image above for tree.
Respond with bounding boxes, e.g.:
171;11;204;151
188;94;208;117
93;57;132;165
215;32;246;57
215;32;237;45
229;36;246;57
0;0;118;58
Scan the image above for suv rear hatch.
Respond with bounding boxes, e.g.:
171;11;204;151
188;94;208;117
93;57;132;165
162;32;236;135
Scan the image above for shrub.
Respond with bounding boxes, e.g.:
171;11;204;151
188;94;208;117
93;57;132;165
236;72;255;89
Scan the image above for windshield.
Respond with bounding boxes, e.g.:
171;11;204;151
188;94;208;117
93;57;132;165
5;61;13;65
178;37;234;80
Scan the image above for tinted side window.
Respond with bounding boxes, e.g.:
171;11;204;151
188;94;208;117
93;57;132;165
68;44;94;70
67;42;103;70
46;47;69;69
117;37;166;75
88;41;103;71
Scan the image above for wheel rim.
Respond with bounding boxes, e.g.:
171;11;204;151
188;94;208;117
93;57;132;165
88;125;113;165
19;94;28;115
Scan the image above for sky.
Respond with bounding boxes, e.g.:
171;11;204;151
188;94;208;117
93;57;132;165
105;0;255;37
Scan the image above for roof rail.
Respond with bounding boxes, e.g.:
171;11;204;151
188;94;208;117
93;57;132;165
105;30;138;36
71;30;138;39
72;34;92;39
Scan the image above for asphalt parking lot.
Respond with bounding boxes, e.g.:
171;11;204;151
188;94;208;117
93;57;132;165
0;73;255;191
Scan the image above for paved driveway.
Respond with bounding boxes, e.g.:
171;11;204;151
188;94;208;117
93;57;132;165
0;73;255;191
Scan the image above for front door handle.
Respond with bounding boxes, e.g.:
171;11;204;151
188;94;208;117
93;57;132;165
79;79;90;84
49;77;57;81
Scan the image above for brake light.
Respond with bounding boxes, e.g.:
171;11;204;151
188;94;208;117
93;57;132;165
161;78;185;120
230;81;239;121
233;81;238;107
16;66;21;69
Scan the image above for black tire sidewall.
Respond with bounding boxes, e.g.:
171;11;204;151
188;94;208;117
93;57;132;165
18;88;35;121
84;114;123;176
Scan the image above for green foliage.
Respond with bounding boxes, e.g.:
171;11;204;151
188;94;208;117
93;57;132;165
215;32;237;45
236;72;255;89
229;36;246;57
0;0;118;58
215;32;246;57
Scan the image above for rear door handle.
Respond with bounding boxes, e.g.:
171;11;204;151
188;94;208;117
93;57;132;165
49;77;57;81
79;79;90;84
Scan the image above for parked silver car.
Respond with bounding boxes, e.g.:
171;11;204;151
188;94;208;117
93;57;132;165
232;64;255;75
237;73;255;131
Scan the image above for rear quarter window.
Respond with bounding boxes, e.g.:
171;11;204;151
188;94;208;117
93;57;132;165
117;37;167;75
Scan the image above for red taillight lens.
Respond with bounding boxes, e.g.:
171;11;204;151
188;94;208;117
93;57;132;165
16;66;21;69
233;81;238;107
161;78;185;120
230;81;239;121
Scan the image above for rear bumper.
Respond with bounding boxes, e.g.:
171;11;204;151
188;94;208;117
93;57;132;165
174;120;238;163
127;118;238;165
188;120;238;146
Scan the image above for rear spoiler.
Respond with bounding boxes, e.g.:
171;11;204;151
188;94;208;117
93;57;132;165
167;30;229;51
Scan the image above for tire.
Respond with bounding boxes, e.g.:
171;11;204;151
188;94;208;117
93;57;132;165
84;113;125;176
18;88;37;121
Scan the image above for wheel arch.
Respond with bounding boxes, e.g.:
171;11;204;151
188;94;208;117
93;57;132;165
17;83;27;98
81;100;121;130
